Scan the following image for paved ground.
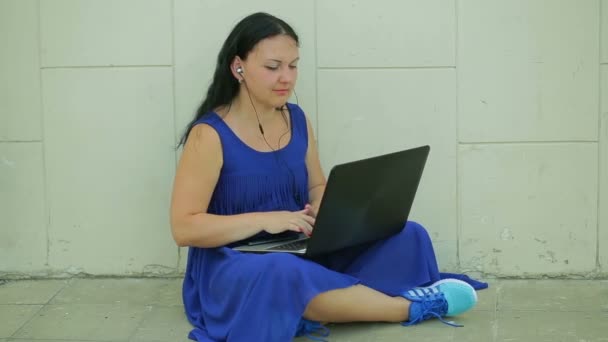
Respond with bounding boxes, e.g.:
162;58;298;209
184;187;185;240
1;278;607;341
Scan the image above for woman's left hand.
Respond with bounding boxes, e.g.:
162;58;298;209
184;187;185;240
304;203;318;218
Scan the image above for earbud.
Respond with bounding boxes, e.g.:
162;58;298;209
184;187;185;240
236;67;244;83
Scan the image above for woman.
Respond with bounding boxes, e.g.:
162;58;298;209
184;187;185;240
170;12;483;342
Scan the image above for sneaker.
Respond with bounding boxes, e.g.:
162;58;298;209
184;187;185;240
401;279;478;327
295;319;330;341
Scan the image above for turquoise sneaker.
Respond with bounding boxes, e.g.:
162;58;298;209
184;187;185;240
401;279;478;327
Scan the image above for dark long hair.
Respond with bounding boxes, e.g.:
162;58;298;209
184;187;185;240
177;12;299;148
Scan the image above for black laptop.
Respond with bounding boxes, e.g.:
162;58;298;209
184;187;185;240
233;145;430;258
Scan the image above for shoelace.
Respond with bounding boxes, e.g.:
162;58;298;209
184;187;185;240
295;319;330;341
402;292;464;328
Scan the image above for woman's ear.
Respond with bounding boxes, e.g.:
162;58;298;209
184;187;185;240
231;57;244;82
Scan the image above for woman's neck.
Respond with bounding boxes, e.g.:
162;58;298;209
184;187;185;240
230;92;277;123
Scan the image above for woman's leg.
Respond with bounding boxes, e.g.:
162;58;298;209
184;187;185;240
304;280;478;326
303;284;410;323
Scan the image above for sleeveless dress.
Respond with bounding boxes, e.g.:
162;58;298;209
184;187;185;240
182;103;487;342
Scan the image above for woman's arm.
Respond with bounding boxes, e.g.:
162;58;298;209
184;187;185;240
304;115;327;217
170;124;263;247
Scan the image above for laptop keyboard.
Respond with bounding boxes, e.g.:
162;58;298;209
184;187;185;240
270;239;308;251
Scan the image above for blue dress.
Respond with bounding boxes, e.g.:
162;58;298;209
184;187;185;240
182;103;487;342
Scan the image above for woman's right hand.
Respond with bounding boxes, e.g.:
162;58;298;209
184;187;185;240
260;209;315;236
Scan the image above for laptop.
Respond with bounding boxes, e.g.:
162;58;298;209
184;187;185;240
233;145;430;258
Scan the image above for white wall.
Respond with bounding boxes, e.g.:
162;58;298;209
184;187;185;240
1;0;606;279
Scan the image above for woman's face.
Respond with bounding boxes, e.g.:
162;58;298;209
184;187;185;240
237;35;299;110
